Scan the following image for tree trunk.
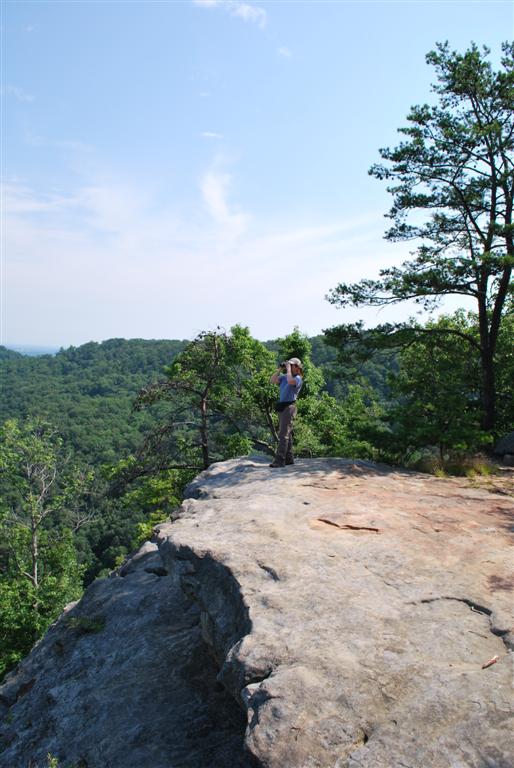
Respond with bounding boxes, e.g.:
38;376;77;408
477;292;496;435
30;516;40;637
480;345;496;434
199;397;210;469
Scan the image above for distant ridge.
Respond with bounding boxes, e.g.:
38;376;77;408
4;344;60;356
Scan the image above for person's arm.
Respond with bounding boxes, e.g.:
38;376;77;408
270;367;282;385
286;363;297;386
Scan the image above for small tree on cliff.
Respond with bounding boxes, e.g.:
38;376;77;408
0;419;90;676
327;42;514;434
131;327;277;476
123;326;377;486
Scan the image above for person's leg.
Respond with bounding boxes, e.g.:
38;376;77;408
285;405;297;464
285;435;294;464
272;405;295;467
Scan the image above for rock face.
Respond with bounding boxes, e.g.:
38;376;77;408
1;457;513;768
495;431;514;466
494;430;514;457
0;542;252;768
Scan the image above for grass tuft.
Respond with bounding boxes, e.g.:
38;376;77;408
64;616;106;635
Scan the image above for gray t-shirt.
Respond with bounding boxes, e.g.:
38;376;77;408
279;373;303;402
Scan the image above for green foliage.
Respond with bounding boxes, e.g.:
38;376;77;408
294;389;379;459
135;512;170;546
0;346;23;361
385;313;489;461
0;419;86;678
218;433;254;459
0;338;188;467
326;307;513;465
273;329;384;459
0;338;193;587
135;326;278;472
0;526;84;678
120;469;187;546
79;465;191;582
130;325;385;473
494;306;514;434
117;468;182;513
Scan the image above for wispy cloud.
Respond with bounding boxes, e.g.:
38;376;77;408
230;2;266;26
201;131;223;139
3;183;64;215
192;0;267;28
4;172;427;345
200;168;249;241
3;85;34;103
278;46;292;58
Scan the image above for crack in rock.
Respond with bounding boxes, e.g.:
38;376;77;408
418;596;492;615
317;517;380;533
144;566;168;577
413;596;513;651
257;563;280;581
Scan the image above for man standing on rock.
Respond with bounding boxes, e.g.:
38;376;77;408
269;358;303;468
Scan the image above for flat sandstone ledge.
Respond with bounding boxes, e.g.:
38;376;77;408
1;457;512;768
156;457;514;768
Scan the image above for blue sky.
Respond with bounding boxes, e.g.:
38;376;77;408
2;0;513;346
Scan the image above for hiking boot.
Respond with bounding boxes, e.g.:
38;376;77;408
269;461;285;468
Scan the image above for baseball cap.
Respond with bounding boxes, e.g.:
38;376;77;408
287;358;303;368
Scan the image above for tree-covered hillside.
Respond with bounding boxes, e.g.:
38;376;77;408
0;335;375;467
0;347;24;362
0;339;189;466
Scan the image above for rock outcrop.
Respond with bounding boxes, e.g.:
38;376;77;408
494;430;514;466
1;457;513;768
0;542;252;768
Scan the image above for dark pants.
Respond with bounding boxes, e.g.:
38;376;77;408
275;403;297;464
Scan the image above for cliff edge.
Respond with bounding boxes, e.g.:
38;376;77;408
1;457;513;767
